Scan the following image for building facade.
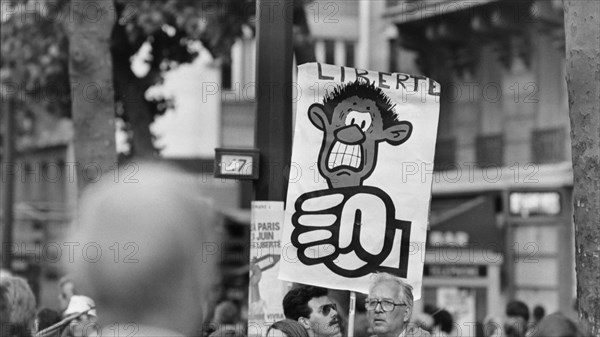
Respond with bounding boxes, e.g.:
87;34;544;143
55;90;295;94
374;0;575;327
221;0;575;330
1;0;574;326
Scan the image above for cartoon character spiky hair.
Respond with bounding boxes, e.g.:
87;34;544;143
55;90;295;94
322;79;400;129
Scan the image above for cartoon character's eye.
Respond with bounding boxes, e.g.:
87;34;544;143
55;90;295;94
345;110;372;131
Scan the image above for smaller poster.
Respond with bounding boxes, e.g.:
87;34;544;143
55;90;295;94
248;201;291;337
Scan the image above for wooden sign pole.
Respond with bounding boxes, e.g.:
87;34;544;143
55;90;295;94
347;291;357;337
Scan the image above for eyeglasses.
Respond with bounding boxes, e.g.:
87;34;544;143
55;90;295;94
365;298;407;312
318;303;337;316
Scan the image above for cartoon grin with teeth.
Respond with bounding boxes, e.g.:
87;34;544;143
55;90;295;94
308;79;413;188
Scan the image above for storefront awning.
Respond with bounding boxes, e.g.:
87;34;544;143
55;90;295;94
384;0;499;24
427;196;503;251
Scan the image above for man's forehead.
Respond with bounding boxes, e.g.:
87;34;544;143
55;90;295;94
370;281;400;299
308;296;333;308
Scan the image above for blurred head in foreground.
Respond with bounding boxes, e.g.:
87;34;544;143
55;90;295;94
36;307;61;332
213;301;240;325
267;319;310;337
0;275;37;337
530;312;587;337
67;162;220;335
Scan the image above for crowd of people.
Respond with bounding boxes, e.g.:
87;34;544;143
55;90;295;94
1;270;591;337
0;163;592;337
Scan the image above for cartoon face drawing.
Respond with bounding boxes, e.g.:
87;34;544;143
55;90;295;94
308;80;413;188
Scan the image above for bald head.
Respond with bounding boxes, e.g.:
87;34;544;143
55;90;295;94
67;163;220;332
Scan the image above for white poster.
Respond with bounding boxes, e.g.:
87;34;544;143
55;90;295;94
248;201;291;337
278;63;440;299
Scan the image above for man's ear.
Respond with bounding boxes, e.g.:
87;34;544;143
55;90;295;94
308;103;328;130
404;306;412;323
298;317;311;330
384;121;412;145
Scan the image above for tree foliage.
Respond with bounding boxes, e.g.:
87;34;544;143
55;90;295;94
1;0;257;157
1;0;70;144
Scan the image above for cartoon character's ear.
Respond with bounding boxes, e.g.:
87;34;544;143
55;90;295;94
308;103;328;130
384;121;412;145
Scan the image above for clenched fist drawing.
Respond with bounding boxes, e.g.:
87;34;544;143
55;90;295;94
291;186;411;278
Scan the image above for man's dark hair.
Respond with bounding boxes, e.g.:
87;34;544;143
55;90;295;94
283;285;328;320
36;308;61;331
532;305;545;322
506;300;530;322
213;301;239;325
423;305;453;334
433;309;453;334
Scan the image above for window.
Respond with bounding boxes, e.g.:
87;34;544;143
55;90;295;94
434;138;456;171
476;134;503;168
324;39;335;64
222;59;232;90
345;41;355;67
531;128;566;164
316;39;357;67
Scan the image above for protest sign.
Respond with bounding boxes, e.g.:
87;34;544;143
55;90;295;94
248;201;291;337
279;63;440;299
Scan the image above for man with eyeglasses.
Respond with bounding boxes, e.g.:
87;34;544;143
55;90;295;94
282;285;342;337
366;273;430;337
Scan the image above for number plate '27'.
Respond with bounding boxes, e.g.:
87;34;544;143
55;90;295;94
214;148;260;180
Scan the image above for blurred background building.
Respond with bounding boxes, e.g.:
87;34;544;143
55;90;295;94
1;0;576;330
218;0;577;328
379;0;575;324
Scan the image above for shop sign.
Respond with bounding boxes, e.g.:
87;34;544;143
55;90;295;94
424;264;486;278
428;230;469;247
509;191;561;217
